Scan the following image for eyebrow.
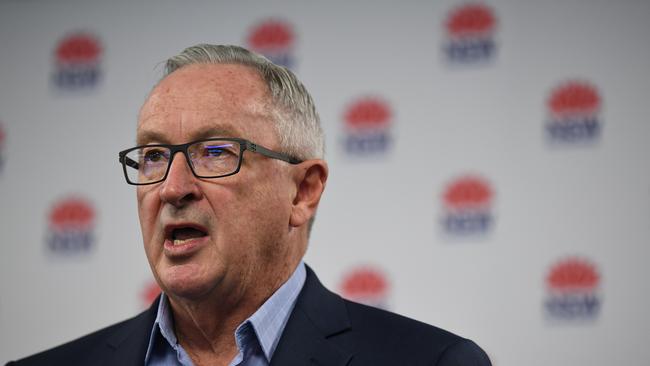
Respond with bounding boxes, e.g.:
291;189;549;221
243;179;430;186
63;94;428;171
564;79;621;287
136;126;241;146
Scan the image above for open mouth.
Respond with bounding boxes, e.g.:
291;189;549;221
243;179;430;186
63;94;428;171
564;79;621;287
168;226;208;246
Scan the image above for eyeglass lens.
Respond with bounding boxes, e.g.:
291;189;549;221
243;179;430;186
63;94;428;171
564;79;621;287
124;140;241;184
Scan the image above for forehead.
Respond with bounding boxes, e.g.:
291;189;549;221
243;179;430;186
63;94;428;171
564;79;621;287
137;63;275;145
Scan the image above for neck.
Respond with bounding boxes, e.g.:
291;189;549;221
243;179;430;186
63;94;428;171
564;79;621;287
167;258;302;364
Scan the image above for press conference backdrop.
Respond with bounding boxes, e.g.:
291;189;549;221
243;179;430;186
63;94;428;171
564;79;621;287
1;0;649;364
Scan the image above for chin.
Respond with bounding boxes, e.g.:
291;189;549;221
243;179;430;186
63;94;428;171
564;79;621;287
159;263;216;301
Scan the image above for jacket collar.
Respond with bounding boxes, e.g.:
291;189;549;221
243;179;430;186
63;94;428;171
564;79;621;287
270;265;354;366
104;296;160;366
102;265;354;366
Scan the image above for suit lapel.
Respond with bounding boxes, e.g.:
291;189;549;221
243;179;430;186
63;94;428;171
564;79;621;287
103;297;160;366
271;266;354;366
97;269;353;366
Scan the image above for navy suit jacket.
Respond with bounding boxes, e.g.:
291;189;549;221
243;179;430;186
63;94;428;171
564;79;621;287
7;266;491;366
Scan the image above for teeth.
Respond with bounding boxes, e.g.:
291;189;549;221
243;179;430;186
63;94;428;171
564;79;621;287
173;238;193;246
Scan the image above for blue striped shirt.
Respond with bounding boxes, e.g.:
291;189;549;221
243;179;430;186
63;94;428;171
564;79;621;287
144;262;306;366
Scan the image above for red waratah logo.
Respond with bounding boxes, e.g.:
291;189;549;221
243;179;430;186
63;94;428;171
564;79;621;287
446;3;496;38
546;80;602;142
545;256;601;320
246;19;295;68
46;196;96;253
55;33;102;64
247;19;294;52
344;98;392;130
547;257;600;292
141;280;162;307
49;197;95;230
443;175;493;210
52;32;102;89
548;81;601;118
441;175;494;235
340;266;389;309
444;3;497;62
342;97;393;155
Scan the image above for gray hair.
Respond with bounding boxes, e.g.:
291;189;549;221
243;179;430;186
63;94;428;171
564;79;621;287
164;44;324;161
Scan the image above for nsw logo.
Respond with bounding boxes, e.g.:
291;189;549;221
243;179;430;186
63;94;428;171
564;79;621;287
339;266;390;310
342;97;393;156
441;175;493;235
545;257;601;321
546;80;602;143
52;32;102;90
246;19;295;68
444;3;497;63
46;196;96;254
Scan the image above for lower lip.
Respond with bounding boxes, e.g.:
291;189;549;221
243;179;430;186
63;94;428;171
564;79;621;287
163;236;209;257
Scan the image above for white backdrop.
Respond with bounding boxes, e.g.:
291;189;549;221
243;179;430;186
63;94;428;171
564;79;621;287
1;1;650;365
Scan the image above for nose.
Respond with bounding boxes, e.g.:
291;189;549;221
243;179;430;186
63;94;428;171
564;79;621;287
159;152;202;207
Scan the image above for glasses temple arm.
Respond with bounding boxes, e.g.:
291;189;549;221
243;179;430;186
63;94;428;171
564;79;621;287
119;154;140;170
247;142;302;164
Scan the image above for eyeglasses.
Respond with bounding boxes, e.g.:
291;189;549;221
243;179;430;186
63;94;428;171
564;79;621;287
118;138;302;185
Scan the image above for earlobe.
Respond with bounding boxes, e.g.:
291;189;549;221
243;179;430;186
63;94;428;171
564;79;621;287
289;160;328;228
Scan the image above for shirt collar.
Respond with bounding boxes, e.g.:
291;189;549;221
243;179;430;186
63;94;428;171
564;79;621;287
144;261;306;364
144;292;187;365
243;261;306;360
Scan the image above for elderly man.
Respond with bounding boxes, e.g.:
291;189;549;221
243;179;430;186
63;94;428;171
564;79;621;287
8;44;491;366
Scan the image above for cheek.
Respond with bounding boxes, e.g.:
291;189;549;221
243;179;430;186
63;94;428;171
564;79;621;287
211;179;285;235
137;188;160;240
205;167;292;245
245;178;292;237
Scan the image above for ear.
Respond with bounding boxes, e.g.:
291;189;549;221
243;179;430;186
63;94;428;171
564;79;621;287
289;159;328;228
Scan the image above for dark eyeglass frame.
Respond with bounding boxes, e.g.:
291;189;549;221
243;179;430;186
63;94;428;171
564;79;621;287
118;137;303;185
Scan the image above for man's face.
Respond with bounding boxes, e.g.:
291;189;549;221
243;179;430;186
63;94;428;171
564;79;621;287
136;63;298;303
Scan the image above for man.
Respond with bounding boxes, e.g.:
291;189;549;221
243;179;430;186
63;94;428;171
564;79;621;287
8;44;491;366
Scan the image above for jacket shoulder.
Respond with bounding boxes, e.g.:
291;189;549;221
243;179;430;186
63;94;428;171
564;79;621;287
7;305;156;366
342;300;491;365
